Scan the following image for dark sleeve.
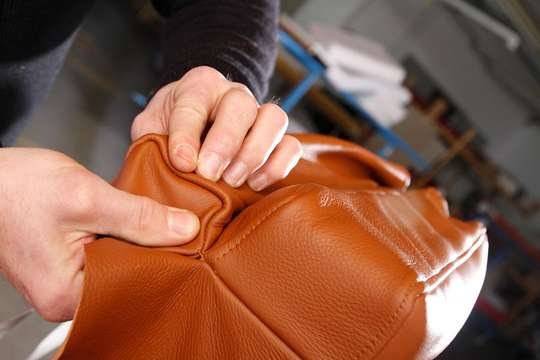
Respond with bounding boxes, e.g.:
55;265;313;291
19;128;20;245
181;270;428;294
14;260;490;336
151;0;279;102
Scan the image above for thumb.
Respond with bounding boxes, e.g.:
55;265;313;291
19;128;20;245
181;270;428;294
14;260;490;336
87;186;200;247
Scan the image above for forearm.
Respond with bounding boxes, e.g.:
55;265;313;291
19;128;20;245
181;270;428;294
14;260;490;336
152;0;279;101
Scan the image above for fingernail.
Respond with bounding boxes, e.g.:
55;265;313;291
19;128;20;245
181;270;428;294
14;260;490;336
248;174;268;191
223;161;249;187
168;209;199;239
198;152;225;181
174;144;197;165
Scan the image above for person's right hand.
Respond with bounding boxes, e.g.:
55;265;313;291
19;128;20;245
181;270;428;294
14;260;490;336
0;147;200;322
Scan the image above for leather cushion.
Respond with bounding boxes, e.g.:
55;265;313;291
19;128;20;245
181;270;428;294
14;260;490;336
56;134;487;359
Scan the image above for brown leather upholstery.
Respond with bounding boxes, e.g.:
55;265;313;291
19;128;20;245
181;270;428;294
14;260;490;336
56;134;488;359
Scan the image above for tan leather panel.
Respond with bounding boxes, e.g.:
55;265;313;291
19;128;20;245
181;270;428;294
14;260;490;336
375;239;488;360
115;136;262;255
56;133;487;359
58;238;300;359
206;185;487;359
207;184;421;358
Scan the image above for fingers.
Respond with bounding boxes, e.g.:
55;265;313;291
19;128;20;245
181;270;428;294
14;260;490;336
131;66;303;189
132;67;230;172
197;86;258;181
74;177;200;247
167;68;228;172
247;135;303;191
101;189;200;246
167;107;205;173
222;103;288;187
130;82;176;141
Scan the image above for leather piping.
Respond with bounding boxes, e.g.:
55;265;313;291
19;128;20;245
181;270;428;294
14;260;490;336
422;232;487;293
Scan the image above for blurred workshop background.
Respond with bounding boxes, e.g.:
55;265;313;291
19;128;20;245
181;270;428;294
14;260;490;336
1;0;540;359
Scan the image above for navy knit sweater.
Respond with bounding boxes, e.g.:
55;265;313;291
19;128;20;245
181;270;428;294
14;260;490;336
0;0;279;146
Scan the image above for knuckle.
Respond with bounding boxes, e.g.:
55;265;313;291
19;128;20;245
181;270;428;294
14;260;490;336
221;88;258;124
173;97;208;120
232;82;253;96
132;112;146;127
131;110;165;141
134;197;161;234
186;66;225;83
131;113;149;139
153;82;176;98
263;103;289;129
226;87;258;107
62;170;98;217
207;131;241;156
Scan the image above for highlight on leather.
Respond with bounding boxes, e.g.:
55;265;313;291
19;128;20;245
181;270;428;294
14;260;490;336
55;133;488;360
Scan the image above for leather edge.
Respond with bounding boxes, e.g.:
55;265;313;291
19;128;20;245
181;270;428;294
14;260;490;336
293;133;411;190
372;235;488;360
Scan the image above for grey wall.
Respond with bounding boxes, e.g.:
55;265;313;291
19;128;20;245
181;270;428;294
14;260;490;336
295;0;540;198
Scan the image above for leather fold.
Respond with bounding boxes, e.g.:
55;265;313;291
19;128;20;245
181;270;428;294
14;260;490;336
114;133;410;255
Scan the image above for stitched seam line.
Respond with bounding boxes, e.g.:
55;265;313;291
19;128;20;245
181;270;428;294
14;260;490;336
366;231;487;358
422;230;487;292
209;186;408;356
360;283;417;357
123;137;486;357
206;263;303;360
209;199;486;358
370;239;487;360
210;183;487;356
134;136;483;356
211;187;311;262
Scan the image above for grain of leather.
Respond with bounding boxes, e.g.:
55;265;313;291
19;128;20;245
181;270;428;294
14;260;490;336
55;133;488;359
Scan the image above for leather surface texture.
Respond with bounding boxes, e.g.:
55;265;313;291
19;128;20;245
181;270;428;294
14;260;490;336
55;133;488;360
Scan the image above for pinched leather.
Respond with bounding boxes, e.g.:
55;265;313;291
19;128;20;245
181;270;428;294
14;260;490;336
56;134;487;359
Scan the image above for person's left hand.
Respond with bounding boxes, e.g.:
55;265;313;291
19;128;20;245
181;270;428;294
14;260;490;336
131;66;303;191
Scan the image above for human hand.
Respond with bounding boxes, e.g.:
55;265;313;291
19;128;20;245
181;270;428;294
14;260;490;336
131;66;303;191
0;148;200;321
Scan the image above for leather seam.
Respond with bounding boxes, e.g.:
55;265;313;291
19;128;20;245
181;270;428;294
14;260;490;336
209;186;486;357
360;283;418;358
358;228;487;357
369;287;419;359
205;264;303;359
374;190;486;290
126;135;483;358
210;186;312;262
367;231;486;358
422;230;487;293
375;195;436;272
132;136;231;252
370;240;486;359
